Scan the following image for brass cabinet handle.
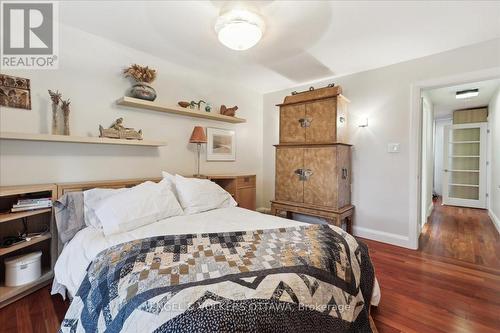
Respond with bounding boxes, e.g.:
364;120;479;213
294;168;313;181
303;169;313;180
298;118;312;128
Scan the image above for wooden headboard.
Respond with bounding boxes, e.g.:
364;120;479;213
56;177;162;199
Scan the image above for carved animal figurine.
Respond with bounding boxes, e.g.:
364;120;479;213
99;118;143;140
220;105;238;117
178;101;190;108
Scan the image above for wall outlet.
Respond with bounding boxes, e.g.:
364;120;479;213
388;143;400;153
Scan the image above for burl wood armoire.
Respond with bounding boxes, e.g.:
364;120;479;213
270;85;354;233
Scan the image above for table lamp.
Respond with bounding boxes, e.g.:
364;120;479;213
190;126;207;177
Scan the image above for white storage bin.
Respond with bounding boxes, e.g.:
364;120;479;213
4;251;42;287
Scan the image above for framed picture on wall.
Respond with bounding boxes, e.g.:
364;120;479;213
0;74;31;110
206;127;236;161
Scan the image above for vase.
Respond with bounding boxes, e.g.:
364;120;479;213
51;104;58;135
63;111;70;135
130;82;157;101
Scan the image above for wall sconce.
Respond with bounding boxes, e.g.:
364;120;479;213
358;118;369;128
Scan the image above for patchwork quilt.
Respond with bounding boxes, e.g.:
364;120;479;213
60;224;375;332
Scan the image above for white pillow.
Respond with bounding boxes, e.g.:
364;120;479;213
94;181;184;236
83;188;126;228
174;174;237;215
161;171;178;196
161;171;176;186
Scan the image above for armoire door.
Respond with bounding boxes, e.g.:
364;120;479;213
305;98;336;143
280;104;306;143
303;147;336;207
336;145;351;208
275;147;304;202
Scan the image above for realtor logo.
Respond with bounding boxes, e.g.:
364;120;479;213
1;1;58;69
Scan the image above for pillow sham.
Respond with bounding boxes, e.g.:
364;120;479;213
94;181;183;236
174;174;237;215
83;187;126;229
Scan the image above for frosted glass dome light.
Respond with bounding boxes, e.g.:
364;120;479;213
215;9;264;51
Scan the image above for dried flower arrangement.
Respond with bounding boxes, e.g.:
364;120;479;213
123;64;157;83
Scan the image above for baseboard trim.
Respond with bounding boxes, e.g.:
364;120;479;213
488;209;500;235
353;226;411;249
426;202;434;219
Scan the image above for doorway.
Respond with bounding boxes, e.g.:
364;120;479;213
418;78;500;237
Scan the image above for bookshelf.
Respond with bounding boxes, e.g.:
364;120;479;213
0;184;56;308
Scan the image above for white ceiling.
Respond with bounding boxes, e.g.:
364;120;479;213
60;1;500;92
426;78;500;119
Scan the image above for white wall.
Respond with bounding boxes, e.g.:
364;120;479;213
433;118;452;196
263;39;500;248
421;94;434;227
488;87;500;233
0;24;265;205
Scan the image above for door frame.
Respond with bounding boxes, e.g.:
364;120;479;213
408;67;500;250
442;122;487;208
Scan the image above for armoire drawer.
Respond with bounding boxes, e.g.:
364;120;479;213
237;175;256;188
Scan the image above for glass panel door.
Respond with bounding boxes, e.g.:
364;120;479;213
443;123;487;208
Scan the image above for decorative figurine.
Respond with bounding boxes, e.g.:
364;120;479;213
220;105;238;117
178;101;191;108
177;100;206;110
99;118;143;140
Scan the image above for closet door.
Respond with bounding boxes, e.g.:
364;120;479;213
275;147;304;203
280;104;306;143
305;98;336;143
442;123;487;208
303;147;336;207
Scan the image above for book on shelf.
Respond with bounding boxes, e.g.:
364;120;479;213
11;202;52;212
13;200;52;208
16;197;52;205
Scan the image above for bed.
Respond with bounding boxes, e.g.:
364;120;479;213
54;178;380;332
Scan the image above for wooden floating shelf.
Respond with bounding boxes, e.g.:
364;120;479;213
0;132;166;147
0;233;51;256
117;96;246;124
0;269;53;306
0;208;51;224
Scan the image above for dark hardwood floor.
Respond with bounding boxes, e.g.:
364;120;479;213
419;198;500;267
0;200;498;333
370;199;500;333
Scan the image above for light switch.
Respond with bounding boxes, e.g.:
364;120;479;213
388;143;400;153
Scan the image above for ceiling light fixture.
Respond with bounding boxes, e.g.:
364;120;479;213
456;89;479;99
215;9;264;51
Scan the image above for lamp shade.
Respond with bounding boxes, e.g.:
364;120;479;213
189;126;207;143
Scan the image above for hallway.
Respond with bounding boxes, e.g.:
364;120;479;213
420;198;500;267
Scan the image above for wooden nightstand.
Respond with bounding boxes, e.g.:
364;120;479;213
207;175;256;210
0;184;57;308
